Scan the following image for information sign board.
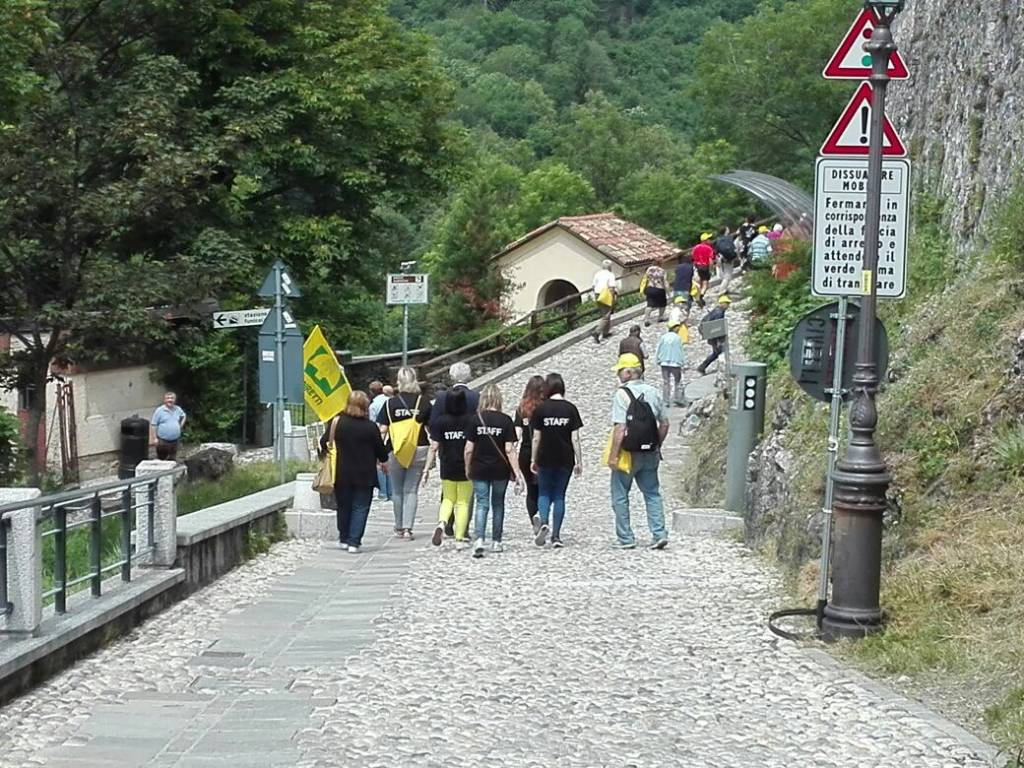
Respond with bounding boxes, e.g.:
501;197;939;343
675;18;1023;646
386;274;429;306
813;157;911;299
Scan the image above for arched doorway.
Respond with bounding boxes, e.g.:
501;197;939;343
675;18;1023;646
538;279;581;311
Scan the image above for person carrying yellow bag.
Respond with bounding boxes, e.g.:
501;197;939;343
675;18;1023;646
376;366;430;540
607;353;670;551
591;259;618;343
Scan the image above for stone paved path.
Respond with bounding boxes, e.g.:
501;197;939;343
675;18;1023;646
0;303;999;767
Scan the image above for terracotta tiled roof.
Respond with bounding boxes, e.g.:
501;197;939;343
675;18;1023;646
492;212;683;267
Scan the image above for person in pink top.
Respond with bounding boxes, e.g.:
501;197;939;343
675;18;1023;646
691;234;715;308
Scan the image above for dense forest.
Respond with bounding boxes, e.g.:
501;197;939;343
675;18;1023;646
0;0;856;451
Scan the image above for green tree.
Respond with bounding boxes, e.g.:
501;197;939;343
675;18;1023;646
0;0;459;477
691;0;859;182
511;163;597;231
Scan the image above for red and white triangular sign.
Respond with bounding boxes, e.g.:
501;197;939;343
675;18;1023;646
823;9;910;80
820;83;907;157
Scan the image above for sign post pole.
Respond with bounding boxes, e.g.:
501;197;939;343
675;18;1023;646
823;2;901;641
816;296;849;626
274;262;286;486
402;304;410;367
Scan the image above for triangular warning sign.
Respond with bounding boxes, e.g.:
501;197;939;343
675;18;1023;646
820;83;907;157
823;9;909;80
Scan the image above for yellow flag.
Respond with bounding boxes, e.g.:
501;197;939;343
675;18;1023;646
303;325;351;422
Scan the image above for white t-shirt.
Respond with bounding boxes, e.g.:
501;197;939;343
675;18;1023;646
593;269;618;296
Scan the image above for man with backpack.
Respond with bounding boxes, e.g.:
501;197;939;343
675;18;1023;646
606;353;670;550
713;225;739;295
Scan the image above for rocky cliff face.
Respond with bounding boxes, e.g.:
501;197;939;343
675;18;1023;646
892;2;1024;239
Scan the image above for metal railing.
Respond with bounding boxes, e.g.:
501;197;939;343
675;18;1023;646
0;467;181;617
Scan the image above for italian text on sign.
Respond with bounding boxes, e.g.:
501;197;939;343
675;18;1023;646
813;157;911;299
386;273;429;305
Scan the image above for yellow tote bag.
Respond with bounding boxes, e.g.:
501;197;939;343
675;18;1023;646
601;432;632;474
639;274;649;294
597;286;614;307
676;324;690;344
388;396;423;469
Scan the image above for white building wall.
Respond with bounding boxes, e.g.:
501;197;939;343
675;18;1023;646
74;366;166;457
497;229;641;319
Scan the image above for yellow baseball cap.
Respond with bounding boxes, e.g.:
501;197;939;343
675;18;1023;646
718;294;732;305
612;353;642;372
673;295;686;304
757;225;770;234
700;232;713;242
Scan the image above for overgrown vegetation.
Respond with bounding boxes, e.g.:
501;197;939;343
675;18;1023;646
0;406;22;485
687;187;1024;754
176;461;312;516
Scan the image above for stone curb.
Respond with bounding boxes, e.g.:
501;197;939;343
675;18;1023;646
801;648;1003;766
671;508;744;535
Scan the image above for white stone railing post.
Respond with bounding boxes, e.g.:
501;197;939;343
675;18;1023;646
134;461;178;567
1;488;43;637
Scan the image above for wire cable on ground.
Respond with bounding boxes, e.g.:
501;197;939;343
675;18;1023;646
767;600;827;642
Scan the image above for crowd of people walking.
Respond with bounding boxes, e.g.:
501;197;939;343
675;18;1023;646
320;220;760;557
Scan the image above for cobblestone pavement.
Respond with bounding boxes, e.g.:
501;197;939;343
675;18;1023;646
0;297;998;767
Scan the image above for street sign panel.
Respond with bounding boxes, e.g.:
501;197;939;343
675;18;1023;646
212;308;271;329
386;273;429;305
821;83;907;157
813;157;911;299
820;83;907;157
258;311;304;404
789;302;889;403
258;259;302;299
823;9;910;80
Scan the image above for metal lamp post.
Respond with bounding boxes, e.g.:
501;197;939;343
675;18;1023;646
821;0;904;641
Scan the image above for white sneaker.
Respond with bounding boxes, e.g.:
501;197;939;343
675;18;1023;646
347;545;360;554
534;524;549;547
491;541;504;553
472;538;485;558
431;523;445;547
455;540;467;552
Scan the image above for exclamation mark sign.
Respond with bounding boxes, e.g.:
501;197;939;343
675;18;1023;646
859;105;869;145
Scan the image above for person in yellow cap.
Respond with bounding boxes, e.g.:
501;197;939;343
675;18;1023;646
691;233;715;307
696;295;731;375
607;353;670;550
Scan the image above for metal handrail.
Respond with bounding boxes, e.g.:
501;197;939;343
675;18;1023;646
0;466;182;516
0;466;183;617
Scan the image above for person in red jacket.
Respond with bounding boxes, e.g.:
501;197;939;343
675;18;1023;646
691;233;715;309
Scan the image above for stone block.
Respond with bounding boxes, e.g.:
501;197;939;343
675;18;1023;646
135;461;178;567
671;507;744;536
285;509;338;541
292;473;320;512
1;488;42;637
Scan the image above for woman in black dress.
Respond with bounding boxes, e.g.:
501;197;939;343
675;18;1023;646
320;391;388;554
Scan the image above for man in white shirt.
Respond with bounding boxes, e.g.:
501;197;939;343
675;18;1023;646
590;259;618;343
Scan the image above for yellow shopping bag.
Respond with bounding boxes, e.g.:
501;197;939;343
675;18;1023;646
388;396;423;469
597;287;614;307
676;324;690;344
639;274;649;294
602;432;632;474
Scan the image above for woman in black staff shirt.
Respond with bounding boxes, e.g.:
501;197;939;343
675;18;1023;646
376;366;431;540
422;389;473;551
514;375;545;533
530;372;584;549
465;383;524;559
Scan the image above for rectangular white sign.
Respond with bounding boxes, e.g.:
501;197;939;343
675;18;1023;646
213;308;271;329
386;273;429;305
813;157;911;299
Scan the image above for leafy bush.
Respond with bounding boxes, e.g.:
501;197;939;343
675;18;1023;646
743;240;824;369
0;406;23;485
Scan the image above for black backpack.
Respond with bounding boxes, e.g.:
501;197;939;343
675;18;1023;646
715;235;738;261
620;387;660;452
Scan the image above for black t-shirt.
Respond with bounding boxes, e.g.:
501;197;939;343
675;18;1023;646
514;406;534;466
674;262;694;292
530;399;584;469
430;414;469;482
376;394;431;447
467;411;517;482
739;223;757;244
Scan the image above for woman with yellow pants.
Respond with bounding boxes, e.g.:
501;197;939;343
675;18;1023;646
422;389;472;550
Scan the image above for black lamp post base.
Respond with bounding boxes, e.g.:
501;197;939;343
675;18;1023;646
821;605;884;642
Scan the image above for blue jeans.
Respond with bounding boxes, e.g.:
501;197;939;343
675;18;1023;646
473;480;509;542
335;485;374;547
376;466;391;500
610;451;667;545
537;466;572;538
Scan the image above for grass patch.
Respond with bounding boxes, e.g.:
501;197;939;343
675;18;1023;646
176;460;312;516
